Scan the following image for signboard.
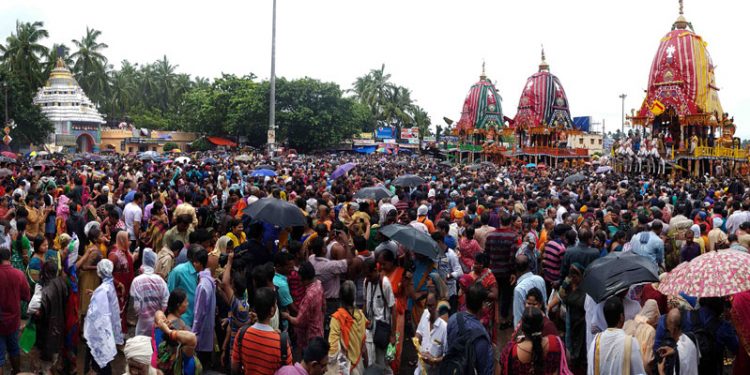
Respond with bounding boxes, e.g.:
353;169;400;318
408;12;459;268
375;127;395;139
407;138;420;144
357;132;373;140
400;127;419;139
422;136;436;143
383;139;397;144
439;135;459;144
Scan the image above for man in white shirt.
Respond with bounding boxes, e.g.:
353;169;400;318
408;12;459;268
363;258;395;373
585;291;641;352
655;308;698;375
587;296;646;375
123;192;144;250
555;198;569;225
414;292;448;375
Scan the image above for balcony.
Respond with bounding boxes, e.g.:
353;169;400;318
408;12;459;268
520;147;589;157
690;146;747;160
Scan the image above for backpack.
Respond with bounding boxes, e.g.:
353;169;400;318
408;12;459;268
684;310;722;373
439;312;488;375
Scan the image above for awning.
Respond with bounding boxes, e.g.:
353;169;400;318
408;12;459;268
206;136;238;147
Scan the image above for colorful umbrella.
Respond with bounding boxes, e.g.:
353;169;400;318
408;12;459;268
331;162;357;179
251;169;277;177
170;148;182;153
0;151;15;158
658;250;750;297
525;163;537;168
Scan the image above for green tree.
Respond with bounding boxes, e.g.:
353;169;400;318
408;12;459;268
1;21;49;89
71;27;108;105
44;43;73;77
0;67;53;148
162;141;178;151
411;105;431;142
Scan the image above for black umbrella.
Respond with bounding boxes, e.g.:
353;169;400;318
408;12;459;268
392;174;426;187
580;252;659;303
354;186;394;201
256;164;275;170
242;197;305;227
562;173;586;185
379;224;439;259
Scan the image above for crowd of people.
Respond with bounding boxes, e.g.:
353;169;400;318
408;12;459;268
0;149;750;375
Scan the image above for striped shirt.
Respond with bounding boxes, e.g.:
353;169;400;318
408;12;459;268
485;227;518;278
129;271;169;336
542;239;566;284
232;323;292;375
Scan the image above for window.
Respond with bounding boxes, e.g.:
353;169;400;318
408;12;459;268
590;138;595;145
128;147;133;153
598;139;602;145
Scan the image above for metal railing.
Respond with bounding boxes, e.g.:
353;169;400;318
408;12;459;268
692;146;747;159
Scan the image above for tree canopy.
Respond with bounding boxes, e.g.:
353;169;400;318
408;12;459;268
0;21;430;151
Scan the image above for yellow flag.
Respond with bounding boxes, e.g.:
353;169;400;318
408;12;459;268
650;100;666;116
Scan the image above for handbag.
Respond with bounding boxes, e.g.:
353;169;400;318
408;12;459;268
372;279;392;349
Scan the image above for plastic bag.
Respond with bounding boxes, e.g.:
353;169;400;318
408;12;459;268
19;321;36;353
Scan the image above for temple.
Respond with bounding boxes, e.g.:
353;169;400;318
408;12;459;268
451;62;507;163
33;58;105;153
629;1;744;175
509;49;588;166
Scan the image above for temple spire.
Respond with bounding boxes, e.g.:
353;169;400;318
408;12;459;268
539;44;549;71
480;59;486;81
673;0;690;30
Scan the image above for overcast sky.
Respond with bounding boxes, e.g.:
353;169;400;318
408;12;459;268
2;0;749;138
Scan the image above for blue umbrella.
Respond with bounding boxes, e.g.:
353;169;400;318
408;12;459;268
526;163;537;168
331;162;357;179
251;169;277;177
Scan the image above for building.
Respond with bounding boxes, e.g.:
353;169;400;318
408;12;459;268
33;58;106;152
567;133;604;156
509;49;588;166
628;2;744;175
100;128;198;154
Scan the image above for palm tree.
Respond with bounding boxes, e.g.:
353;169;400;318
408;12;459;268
1;21;49;88
411;105;431;142
71;27;109;104
153;55;178;113
44;43;74;77
351;64;393;122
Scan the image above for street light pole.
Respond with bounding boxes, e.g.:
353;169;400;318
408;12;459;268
268;0;277;156
3;82;8;125
619;93;627;133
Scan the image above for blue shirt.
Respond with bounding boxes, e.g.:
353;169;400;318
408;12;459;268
444;235;457;250
629;231;665;266
273;273;293;307
446;312;493;375
167;262;198;326
513;272;547;327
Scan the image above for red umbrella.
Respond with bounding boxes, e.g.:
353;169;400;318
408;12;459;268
658;250;750;297
1;151;16;158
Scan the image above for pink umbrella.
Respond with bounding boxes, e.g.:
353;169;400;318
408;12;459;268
1;151;16;158
658;250;750;297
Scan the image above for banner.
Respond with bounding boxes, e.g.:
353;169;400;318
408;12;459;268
400;127;419;139
375;127;395;139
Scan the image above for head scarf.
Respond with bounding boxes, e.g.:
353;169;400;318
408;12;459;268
212;236;232;257
690;224;701;239
124;335;153;365
84;217;100;235
713;217;723;229
636;299;660;326
97;259;114;280
141;248;156;274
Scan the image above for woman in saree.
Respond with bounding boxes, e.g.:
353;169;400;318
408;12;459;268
622;299;660;373
59;233;81;374
377;247;409;374
462;253;498;343
109;230;135;334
